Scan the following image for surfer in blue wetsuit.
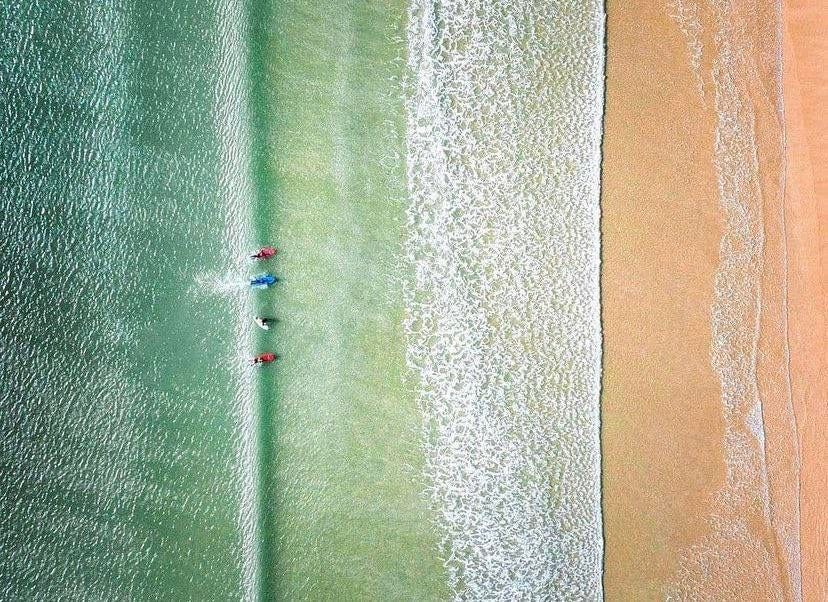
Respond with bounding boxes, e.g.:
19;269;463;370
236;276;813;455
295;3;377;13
250;273;278;289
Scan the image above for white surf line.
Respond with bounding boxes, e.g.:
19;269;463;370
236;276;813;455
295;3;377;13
404;0;605;598
214;2;260;599
666;0;801;598
667;0;706;99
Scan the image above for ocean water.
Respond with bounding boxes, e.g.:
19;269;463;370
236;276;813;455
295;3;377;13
0;0;255;598
248;0;449;598
1;0;607;599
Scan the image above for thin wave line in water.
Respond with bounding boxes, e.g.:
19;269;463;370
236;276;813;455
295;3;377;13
214;0;259;598
776;0;804;588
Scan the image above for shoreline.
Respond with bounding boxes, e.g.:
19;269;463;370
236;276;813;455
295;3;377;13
783;1;828;598
601;0;805;597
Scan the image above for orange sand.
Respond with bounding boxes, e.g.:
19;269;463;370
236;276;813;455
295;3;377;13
600;3;725;598
783;2;828;600
602;0;810;598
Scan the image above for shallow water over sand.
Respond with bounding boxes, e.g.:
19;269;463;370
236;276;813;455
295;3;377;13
404;0;606;598
668;1;801;598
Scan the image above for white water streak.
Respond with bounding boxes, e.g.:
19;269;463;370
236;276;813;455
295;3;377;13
667;0;706;98
214;2;259;599
404;1;605;598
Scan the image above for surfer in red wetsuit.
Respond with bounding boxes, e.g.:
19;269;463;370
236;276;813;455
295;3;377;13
251;352;277;365
251;246;277;260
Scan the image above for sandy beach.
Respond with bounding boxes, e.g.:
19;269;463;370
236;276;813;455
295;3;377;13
602;0;808;598
783;1;828;599
601;2;724;597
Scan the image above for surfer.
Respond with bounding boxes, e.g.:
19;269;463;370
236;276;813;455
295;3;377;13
254;317;273;330
251;246;277;260
250;273;278;289
251;352;277;366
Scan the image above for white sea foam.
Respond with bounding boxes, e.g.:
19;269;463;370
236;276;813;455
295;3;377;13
213;2;259;600
403;1;605;598
667;0;706;98
666;1;801;598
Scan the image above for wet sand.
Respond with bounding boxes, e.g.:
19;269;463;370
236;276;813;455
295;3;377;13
783;2;828;599
602;0;803;598
600;2;725;598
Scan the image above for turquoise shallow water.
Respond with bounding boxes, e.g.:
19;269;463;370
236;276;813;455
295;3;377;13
247;0;448;598
1;0;446;599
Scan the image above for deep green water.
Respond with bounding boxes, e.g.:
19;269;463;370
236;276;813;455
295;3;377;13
0;1;251;598
1;0;445;599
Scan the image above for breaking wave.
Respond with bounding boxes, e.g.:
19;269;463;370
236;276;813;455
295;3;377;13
403;0;606;598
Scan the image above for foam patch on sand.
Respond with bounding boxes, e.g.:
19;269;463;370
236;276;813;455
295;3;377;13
666;0;802;598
